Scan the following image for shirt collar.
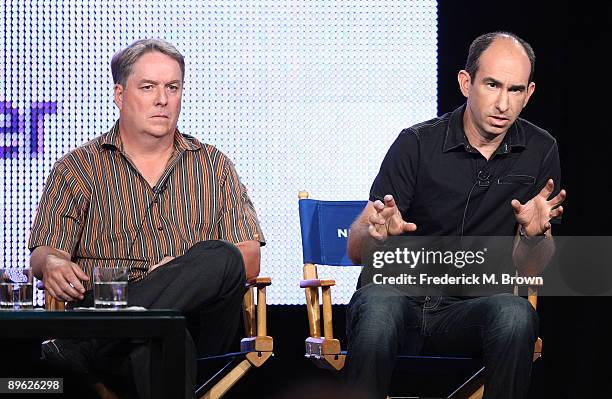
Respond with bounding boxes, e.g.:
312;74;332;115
101;120;200;152
443;104;526;154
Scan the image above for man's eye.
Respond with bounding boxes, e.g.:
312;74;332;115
141;85;153;90
168;85;179;91
487;82;497;88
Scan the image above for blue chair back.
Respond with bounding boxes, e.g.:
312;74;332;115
298;198;367;266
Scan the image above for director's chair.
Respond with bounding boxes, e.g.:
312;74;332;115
297;191;542;399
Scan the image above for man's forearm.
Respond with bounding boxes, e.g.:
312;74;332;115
235;240;261;282
512;233;555;277
347;220;373;265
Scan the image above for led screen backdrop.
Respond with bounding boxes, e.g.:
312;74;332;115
1;1;437;305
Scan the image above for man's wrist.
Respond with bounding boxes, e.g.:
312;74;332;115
519;225;546;246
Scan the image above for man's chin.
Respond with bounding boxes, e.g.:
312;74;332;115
146;124;176;137
484;124;510;136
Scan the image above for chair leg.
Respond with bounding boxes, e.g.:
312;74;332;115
448;366;485;399
199;359;252;399
466;385;484;399
93;382;120;399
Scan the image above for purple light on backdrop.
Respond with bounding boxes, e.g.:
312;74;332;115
1;101;20;158
30;102;58;155
0;101;57;158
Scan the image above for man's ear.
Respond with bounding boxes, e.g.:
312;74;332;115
114;84;124;110
457;70;471;98
523;82;536;108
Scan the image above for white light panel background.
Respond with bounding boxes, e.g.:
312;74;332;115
1;1;437;305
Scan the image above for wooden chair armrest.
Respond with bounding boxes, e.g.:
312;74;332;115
246;276;271;288
45;290;66;311
300;279;336;288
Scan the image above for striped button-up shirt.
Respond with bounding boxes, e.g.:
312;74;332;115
29;122;265;289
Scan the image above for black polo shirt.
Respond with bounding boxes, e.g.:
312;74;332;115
370;104;561;236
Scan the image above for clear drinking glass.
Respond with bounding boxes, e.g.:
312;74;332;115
0;267;33;310
93;267;129;309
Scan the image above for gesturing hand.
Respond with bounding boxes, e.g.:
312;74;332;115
367;194;417;240
511;179;566;236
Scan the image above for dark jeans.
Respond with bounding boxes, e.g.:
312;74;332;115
69;240;246;399
344;284;538;399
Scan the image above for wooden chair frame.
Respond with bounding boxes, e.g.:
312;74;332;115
44;277;273;399
196;277;274;399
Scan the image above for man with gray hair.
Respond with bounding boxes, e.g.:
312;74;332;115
29;38;265;398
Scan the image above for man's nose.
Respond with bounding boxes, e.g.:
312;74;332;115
155;87;168;106
495;90;509;112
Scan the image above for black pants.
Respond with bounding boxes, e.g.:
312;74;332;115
73;240;246;399
344;284;538;399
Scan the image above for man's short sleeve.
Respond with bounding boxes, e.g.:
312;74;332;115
369;129;420;213
217;159;266;245
28;161;88;254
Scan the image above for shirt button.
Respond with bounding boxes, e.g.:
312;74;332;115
157;226;164;231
